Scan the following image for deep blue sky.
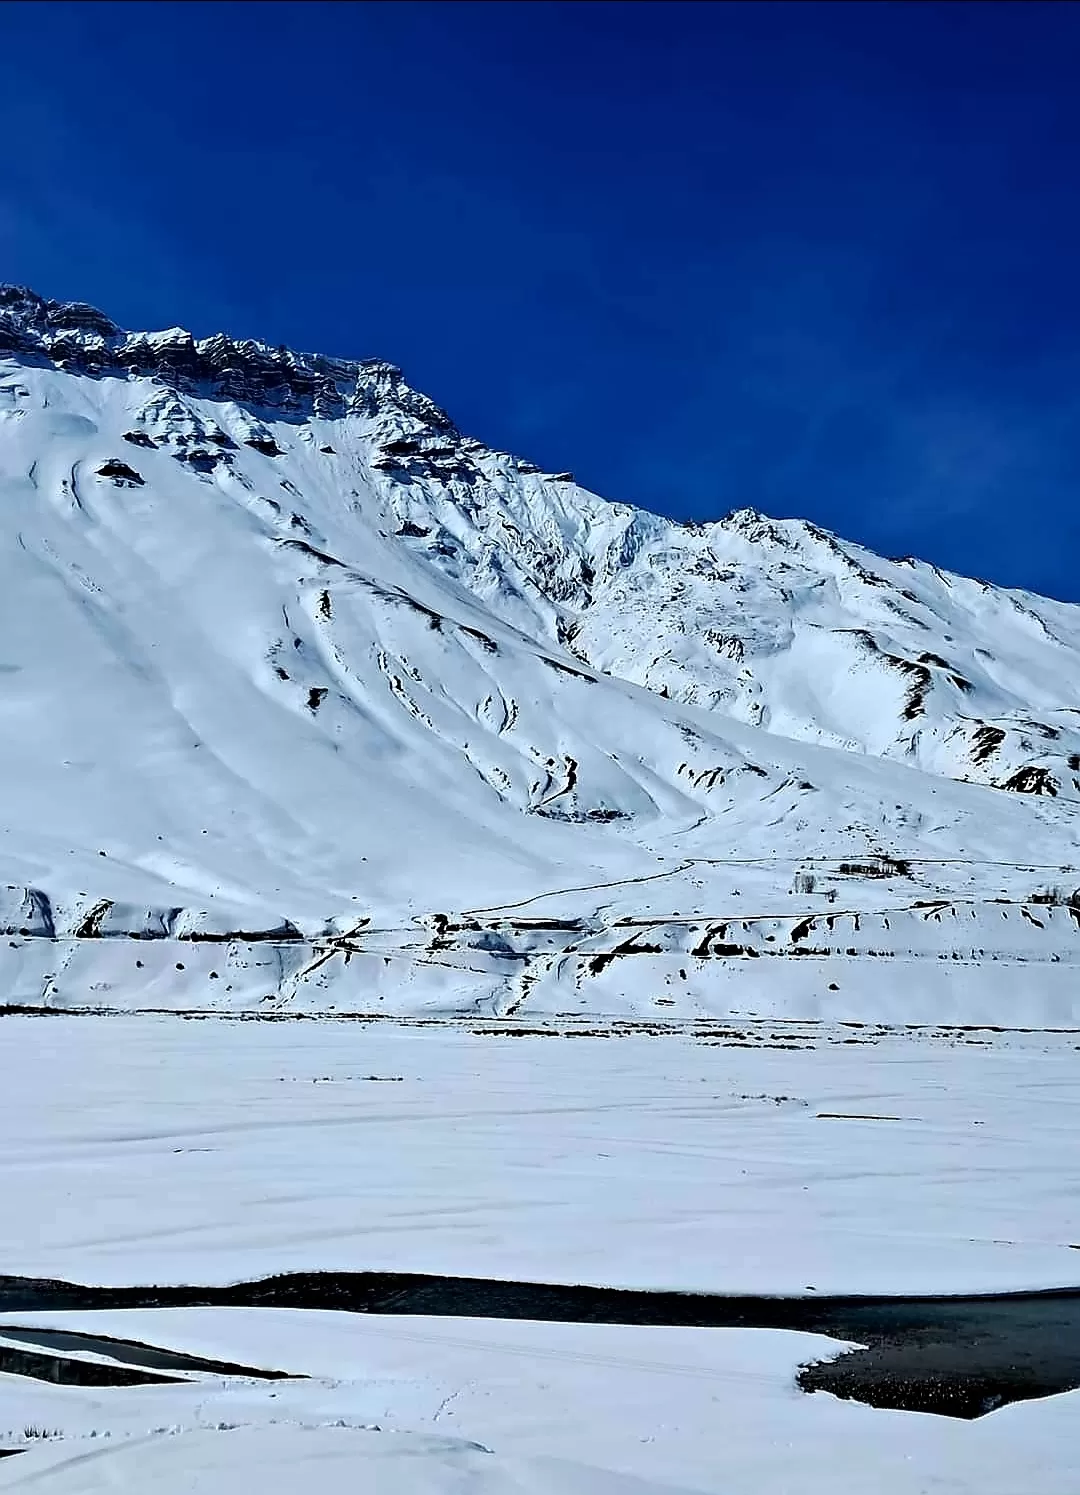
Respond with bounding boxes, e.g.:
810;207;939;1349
3;1;1080;601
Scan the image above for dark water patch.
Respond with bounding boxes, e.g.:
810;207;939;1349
0;1326;292;1382
3;1273;1080;1417
0;1324;295;1388
0;1340;181;1388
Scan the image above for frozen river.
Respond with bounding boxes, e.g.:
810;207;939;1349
0;1013;1077;1491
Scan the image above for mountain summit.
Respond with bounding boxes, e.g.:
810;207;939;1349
0;285;1077;1017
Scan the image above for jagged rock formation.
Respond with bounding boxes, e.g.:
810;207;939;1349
0;284;452;429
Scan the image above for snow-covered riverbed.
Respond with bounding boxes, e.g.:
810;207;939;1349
2;1014;1078;1294
0;1015;1078;1491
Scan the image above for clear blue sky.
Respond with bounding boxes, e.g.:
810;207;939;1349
3;1;1079;600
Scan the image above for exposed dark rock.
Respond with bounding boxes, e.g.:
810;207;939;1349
0;284;457;433
971;724;1007;763
175;920;303;943
176;447;228;473
96;460;145;487
1000;766;1059;797
73;899;113;939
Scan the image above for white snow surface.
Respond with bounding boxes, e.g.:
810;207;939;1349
0;1016;1079;1492
0;282;1078;1016
3;1321;1078;1495
0;1422;708;1495
4;288;1080;1487
3;1016;1079;1298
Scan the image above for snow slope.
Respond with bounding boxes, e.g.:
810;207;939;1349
0;284;1078;1015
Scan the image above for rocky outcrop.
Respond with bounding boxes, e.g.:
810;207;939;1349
0;285;456;433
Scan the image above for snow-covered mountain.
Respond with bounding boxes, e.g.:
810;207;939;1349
0;283;1077;1019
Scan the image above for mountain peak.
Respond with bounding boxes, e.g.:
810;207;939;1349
0;283;455;434
0;284;1077;1012
2;282;1077;820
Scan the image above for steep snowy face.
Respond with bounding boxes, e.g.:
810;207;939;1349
576;510;1080;799
0;284;1077;953
6;284;1078;810
360;435;1080;805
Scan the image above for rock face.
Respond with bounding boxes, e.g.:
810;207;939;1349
0;282;1077;1015
0;284;454;429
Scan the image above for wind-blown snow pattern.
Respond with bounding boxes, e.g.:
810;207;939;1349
0;284;1078;1017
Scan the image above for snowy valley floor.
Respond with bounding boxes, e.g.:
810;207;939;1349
0;1013;1078;1491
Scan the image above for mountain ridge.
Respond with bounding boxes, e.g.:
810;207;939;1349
0;283;1077;1017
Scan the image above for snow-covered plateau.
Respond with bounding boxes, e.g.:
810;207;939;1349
1;286;1079;1491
